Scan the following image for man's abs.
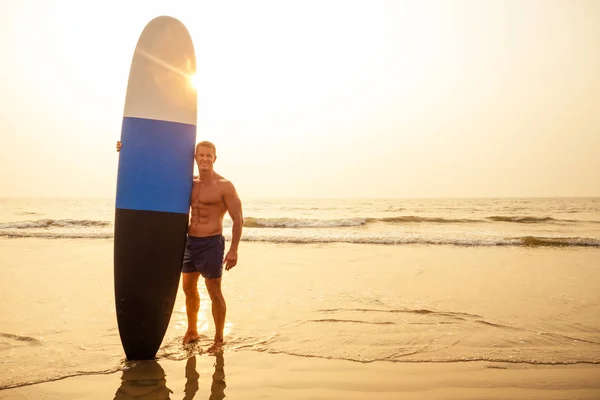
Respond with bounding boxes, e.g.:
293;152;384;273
188;204;225;237
188;179;226;237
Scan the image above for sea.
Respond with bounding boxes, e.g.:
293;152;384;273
2;197;600;246
1;197;599;390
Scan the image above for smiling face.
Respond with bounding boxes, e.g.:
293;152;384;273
195;142;217;172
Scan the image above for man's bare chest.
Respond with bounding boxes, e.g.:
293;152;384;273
191;184;222;207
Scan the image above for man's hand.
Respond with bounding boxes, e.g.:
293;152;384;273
116;141;122;152
223;250;238;271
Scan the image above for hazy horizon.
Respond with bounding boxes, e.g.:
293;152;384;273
1;0;599;199
1;195;599;201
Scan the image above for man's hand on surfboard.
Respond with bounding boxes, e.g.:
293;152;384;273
223;250;238;271
116;141;122;152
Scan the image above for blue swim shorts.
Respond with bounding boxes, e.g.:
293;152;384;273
182;234;225;279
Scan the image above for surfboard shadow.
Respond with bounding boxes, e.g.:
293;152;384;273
113;353;226;400
113;360;172;400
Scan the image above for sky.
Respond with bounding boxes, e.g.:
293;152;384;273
1;0;599;199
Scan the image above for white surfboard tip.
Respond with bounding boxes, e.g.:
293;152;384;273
123;15;197;126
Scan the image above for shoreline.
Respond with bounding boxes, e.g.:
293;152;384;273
2;237;599;398
3;351;600;399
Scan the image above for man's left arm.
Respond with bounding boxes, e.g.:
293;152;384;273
222;181;243;270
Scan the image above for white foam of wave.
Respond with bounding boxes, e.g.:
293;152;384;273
241;217;368;228
0;219;110;229
1;230;598;247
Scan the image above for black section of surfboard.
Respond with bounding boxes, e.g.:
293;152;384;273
114;208;188;360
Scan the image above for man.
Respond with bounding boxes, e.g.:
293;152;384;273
182;140;243;353
116;140;243;354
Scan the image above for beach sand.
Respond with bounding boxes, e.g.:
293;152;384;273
2;351;600;399
1;238;600;399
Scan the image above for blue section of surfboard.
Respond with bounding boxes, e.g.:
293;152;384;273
116;117;195;213
114;15;197;360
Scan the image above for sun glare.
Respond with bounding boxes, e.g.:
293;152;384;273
189;73;198;90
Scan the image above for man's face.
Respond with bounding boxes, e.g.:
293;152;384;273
195;146;216;171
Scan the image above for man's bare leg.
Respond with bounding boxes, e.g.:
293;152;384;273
205;277;226;353
182;272;201;344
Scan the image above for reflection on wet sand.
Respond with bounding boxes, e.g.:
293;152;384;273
183;356;199;400
113;353;226;400
113;360;172;400
209;353;226;400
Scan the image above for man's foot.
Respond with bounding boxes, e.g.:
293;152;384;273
206;341;224;354
183;330;200;345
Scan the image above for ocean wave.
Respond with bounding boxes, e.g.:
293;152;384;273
241;235;600;248
2;215;597;232
515;236;600;247
241;215;594;227
248;349;600;365
2;230;598;247
0;219;110;229
376;216;479;223
307;319;396;325
243;216;368;228
0;332;42;344
3;349;595;391
242;215;484;227
487;216;576;223
0;367;122;390
318;307;482;319
0;231;113;239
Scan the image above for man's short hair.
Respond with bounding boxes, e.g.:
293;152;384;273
196;141;216;155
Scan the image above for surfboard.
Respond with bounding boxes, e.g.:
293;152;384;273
114;15;197;360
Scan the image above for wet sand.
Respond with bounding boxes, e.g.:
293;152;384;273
1;238;600;398
3;351;599;399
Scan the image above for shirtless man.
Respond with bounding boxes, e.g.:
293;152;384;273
116;140;243;354
182;140;243;353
